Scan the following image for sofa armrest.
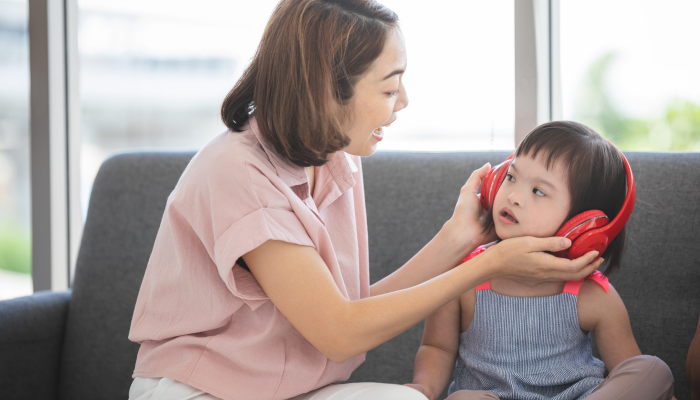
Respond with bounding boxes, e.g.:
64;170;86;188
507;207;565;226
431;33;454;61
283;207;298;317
0;290;71;399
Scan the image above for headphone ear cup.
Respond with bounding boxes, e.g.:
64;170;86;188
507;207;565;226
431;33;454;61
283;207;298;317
480;158;512;210
489;161;510;207
480;167;497;209
554;210;609;258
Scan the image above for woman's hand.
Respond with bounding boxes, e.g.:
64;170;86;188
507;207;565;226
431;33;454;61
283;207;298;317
476;236;604;283
444;163;498;252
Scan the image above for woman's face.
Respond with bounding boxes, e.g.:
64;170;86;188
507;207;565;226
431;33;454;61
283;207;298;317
343;29;409;157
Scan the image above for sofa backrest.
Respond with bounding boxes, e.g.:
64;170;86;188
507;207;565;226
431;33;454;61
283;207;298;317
58;151;700;400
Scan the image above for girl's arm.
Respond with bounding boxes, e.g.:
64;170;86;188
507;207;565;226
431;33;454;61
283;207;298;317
577;281;641;372
407;294;469;400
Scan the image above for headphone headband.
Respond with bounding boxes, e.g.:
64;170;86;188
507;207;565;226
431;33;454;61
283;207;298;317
600;150;636;239
566;149;636;259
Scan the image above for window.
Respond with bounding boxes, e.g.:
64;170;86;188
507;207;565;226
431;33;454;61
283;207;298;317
77;0;282;218
0;0;32;299
560;0;700;151
374;0;515;151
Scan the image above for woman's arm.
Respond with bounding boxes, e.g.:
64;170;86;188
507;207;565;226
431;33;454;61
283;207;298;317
577;282;641;372
244;237;602;363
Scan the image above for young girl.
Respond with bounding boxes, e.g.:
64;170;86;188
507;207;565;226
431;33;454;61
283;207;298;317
406;121;675;400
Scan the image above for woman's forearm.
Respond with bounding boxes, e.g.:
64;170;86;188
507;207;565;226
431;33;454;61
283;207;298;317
245;237;596;364
245;239;491;363
370;221;479;297
327;257;488;362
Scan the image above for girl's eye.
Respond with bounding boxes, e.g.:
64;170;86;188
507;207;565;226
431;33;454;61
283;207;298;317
505;173;515;182
387;89;400;97
533;188;545;196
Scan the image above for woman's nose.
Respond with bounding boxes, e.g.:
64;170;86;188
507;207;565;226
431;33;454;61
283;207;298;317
395;81;408;111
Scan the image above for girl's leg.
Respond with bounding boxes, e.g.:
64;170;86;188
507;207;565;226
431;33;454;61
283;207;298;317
445;390;500;400
586;355;674;400
288;382;428;400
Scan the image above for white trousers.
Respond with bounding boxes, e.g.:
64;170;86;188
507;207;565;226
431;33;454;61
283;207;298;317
129;377;428;400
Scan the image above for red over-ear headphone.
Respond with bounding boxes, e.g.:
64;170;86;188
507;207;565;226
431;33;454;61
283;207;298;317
479;150;636;260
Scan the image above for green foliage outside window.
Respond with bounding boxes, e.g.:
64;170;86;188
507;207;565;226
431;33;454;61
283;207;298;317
0;221;31;274
574;52;700;151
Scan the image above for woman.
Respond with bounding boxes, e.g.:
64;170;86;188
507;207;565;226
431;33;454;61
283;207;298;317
127;1;603;400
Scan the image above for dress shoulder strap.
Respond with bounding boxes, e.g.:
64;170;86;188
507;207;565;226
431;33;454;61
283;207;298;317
463;245;487;263
563;270;609;295
462;245;491;291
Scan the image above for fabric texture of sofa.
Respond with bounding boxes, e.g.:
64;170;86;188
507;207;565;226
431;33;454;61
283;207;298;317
0;151;698;400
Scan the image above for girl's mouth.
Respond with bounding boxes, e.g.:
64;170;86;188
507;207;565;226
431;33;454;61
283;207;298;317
499;208;519;225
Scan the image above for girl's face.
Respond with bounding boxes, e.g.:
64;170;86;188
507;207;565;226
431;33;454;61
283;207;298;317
343;29;409;157
492;154;571;240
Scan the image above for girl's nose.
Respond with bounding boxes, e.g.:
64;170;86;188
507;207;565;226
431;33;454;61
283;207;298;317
508;192;521;207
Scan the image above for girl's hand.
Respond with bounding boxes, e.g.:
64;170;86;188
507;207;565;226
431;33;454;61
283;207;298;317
444;163;498;251
404;383;432;400
478;236;604;283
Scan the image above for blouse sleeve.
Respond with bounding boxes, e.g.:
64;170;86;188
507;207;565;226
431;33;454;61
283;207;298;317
166;143;314;311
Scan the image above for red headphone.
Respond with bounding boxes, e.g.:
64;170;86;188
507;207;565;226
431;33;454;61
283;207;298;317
479;150;636;260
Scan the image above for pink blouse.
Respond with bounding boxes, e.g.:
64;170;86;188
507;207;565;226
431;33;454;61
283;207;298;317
128;118;370;400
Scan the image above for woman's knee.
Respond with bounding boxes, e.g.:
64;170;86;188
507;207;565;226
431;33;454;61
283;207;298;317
446;390;500;400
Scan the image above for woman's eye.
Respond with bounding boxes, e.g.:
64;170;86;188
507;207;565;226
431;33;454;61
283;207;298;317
533;188;545;196
505;173;515;182
387;89;400;96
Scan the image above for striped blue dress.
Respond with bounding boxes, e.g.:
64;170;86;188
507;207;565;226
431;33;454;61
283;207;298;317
448;279;607;400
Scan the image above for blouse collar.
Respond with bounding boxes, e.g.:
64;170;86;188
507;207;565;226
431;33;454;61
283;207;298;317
249;117;358;211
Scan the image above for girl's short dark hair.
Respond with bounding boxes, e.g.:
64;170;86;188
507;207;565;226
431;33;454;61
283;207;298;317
221;0;399;167
482;121;629;275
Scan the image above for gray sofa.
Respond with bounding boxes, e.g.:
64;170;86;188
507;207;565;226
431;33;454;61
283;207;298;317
1;151;698;400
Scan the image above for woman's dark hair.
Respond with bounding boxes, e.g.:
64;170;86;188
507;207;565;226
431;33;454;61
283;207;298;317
482;121;629;275
221;0;399;167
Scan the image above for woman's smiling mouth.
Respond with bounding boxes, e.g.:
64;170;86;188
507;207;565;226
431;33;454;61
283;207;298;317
372;118;396;141
499;207;519;225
